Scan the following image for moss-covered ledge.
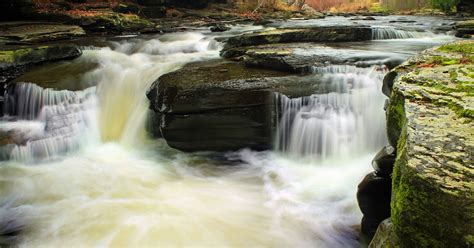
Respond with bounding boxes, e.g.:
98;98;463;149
374;41;474;247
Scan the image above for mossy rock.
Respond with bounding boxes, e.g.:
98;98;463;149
0;45;82;84
385;40;474;247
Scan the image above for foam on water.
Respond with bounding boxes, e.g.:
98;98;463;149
276;65;388;160
0;28;413;247
0;32;221;161
371;26;433;40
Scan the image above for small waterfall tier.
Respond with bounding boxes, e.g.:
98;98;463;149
0;83;98;161
275;65;388;160
371;27;432;40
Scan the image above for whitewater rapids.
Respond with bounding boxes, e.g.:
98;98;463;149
0;24;453;247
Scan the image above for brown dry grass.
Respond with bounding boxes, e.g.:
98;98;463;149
306;0;376;12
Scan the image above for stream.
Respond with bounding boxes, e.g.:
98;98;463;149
0;16;457;247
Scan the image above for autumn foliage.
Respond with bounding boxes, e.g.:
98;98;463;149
305;0;377;12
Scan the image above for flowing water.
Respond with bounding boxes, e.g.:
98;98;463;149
0;18;457;247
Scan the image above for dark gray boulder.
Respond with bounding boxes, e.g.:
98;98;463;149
210;24;230;32
147;59;326;152
357;172;392;240
372;145;396;176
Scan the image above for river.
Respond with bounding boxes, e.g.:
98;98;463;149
0;16;457;247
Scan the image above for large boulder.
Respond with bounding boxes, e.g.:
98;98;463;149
385;41;474;247
357;172;392;239
146;59;326;152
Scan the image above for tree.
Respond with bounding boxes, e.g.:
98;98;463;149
431;0;460;13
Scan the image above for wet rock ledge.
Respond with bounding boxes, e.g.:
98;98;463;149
369;41;474;247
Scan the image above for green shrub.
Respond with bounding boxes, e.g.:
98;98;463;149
430;0;460;13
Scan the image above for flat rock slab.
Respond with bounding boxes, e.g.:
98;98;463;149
223;43;406;73
220;25;373;52
0;45;82;84
0;22;85;43
147;59;326;152
383;41;474;247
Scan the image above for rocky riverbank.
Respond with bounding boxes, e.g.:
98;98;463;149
366;41;473;247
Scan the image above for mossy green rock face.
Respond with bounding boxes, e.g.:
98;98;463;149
0;45;82;84
385;41;474;247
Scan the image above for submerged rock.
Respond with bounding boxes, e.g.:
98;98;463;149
384;41;474;247
210;24;230;32
350;16;376;21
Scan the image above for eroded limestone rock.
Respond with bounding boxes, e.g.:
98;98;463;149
383;41;474;248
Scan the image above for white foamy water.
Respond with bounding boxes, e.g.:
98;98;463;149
371;26;434;40
276;66;388;160
0;29;400;247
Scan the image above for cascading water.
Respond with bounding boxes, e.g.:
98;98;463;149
371;26;433;40
276;65;388;160
0;20;454;247
1;83;98;162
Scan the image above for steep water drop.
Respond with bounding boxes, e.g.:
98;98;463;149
276;65;388;160
89;33;220;145
371;27;432;40
1;83;98;162
0;32;221;161
0;22;450;247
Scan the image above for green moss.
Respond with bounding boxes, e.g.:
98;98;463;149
392;128;473;247
386;90;407;148
437;43;474;54
0;50;15;63
0;48;34;64
389;40;474;248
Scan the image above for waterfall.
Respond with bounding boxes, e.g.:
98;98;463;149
276;65;388;160
0;83;98;162
4;83;81;120
0;32;220;162
371;27;432;40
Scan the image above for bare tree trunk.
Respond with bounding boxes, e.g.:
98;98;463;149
252;0;264;13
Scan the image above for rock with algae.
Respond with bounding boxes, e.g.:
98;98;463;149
376;41;474;247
